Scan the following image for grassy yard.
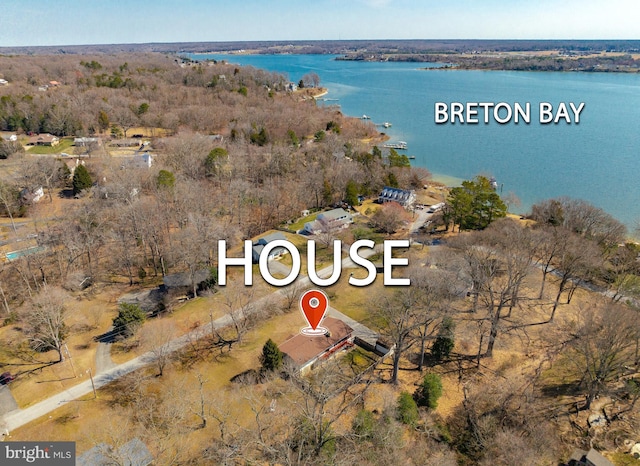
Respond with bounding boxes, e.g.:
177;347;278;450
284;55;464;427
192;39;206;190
287;211;319;232
27;137;74;154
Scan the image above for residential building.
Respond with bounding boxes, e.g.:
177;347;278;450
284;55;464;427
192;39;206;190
20;186;44;204
74;137;101;147
27;133;59;146
378;186;416;208
252;231;288;263
302;208;353;235
568;448;614;466
279;317;354;374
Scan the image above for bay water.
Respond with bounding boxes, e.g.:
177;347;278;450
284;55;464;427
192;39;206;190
191;53;640;232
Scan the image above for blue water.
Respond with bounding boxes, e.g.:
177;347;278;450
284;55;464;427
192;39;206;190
191;53;640;231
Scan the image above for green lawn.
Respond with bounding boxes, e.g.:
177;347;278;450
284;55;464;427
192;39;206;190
27;138;74;154
287;212;319;232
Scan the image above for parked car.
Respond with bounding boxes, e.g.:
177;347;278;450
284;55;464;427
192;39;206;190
0;372;15;385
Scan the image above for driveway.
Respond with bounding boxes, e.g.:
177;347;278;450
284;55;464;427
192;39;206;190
1;245;382;432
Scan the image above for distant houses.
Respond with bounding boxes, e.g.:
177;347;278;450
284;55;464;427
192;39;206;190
302;208;353;235
378;186;416;208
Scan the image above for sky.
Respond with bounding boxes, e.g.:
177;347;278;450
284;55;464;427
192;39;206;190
1;0;638;47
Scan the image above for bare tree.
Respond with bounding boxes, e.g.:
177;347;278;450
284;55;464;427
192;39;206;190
449;220;536;358
21;156;65;203
279;279;306;311
547;232;601;322
22;285;68;362
140;318;177;377
371;285;426;384
371;201;410;234
563;304;639;410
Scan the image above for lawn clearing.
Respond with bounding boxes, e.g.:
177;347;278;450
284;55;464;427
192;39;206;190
27;138;74;154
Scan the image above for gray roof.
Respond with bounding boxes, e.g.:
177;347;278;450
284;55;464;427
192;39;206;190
585;449;614;466
256;231;287;246
318;208;351;221
163;269;211;288
379;186;414;203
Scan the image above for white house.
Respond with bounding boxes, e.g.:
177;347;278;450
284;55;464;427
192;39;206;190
130;153;154;169
302;208;353;235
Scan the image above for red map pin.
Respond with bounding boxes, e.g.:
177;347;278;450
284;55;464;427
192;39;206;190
299;289;329;336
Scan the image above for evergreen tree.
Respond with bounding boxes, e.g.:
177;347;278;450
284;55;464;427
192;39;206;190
157;169;175;189
97;110;110;131
112;302;146;338
72;164;92;195
414;373;443;410
431;316;455;361
445;175;506;231
345;180;359;206
260;338;283;372
204;148;228;176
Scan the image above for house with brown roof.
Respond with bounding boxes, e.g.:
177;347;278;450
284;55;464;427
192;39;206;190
279;317;354;374
27;133;59;146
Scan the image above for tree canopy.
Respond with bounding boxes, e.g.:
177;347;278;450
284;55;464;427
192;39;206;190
445;175;507;231
72;164;92;195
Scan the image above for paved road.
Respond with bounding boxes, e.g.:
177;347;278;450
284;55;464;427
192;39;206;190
1;245;381;433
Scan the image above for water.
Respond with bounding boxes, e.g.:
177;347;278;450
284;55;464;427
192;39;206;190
191;53;640;231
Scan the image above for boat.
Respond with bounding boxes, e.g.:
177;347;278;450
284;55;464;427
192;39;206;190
408;155;415;159
383;122;392;128
383;141;408;150
361;114;371;120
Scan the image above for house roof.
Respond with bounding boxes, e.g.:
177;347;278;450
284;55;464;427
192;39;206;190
379;186;414;203
28;133;58;144
163;269;210;288
279;317;353;367
318;208;351;222
585;449;614;466
256;231;287;245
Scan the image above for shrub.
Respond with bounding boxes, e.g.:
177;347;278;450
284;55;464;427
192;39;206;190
414;373;443;410
397;391;419;426
352;409;375;440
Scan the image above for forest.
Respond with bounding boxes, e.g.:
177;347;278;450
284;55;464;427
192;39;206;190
0;52;638;465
